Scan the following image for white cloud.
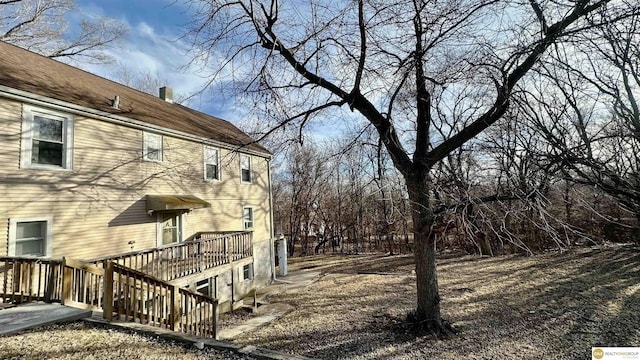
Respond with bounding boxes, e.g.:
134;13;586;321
74;3;216;112
136;21;156;38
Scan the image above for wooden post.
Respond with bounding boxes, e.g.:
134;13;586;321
225;236;230;264
103;262;114;321
44;261;56;302
251;288;257;311
198;241;204;273
26;261;33;302
230;268;235;305
10;261;18;303
214;301;219;340
21;262;30;303
61;257;71;305
2;259;9;302
171;285;180;331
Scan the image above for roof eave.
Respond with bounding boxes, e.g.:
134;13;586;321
0;84;272;159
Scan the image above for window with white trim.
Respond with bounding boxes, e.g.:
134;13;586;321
21;105;73;170
243;207;254;230
9;217;53;257
196;276;218;298
243;264;253;281
240;154;252;183
196;278;210;296
143;132;163;162
204;146;220;181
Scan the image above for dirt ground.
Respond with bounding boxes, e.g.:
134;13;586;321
233;245;640;359
2;245;638;359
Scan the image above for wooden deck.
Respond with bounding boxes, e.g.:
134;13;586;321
0;231;253;339
88;232;252;282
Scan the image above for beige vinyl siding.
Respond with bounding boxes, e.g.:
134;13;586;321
1;98;272;264
0;99;22;252
0;99;21;170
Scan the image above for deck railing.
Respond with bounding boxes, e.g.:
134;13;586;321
0;231;250;338
62;258;105;311
104;262;217;337
88;231;252;282
0;257;218;338
0;257;63;304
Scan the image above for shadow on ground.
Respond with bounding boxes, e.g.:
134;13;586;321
242;246;640;359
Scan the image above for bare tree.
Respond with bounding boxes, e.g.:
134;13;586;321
185;0;635;332
523;9;640;216
0;0;126;63
277;143;329;255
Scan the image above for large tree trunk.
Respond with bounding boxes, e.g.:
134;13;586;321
407;176;448;332
413;216;440;324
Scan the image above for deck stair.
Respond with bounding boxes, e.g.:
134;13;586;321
0;232;256;339
0;256;218;338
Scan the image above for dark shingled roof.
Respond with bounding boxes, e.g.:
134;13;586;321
0;41;269;155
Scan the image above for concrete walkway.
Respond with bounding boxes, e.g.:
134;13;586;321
218;303;295;340
0;302;92;336
217;270;322;341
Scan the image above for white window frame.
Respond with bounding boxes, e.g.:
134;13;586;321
240;154;252;183
195;276;218;299
21;105;74;170
204;146;221;181
196;278;210;296
8;217;53;257
143;132;163;162
156;212;183;247
243;206;254;230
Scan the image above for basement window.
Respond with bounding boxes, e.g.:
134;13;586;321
243;264;253;281
196;276;218;299
196;279;210;296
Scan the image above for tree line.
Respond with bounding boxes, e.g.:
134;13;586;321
5;0;639;334
183;0;640;331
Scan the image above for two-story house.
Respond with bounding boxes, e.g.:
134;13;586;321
0;41;274;312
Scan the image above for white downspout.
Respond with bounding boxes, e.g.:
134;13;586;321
267;158;277;282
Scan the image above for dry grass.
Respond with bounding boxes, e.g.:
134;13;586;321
0;322;253;360
2;246;638;360
234;245;640;359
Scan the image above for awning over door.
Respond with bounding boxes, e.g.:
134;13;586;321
146;195;211;213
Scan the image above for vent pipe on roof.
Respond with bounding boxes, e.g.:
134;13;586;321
159;86;173;103
111;95;120;109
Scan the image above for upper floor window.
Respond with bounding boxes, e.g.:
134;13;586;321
21;105;73;170
204;146;220;181
243;207;254;230
143;132;163;162
9;217;53;257
240;154;252;183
